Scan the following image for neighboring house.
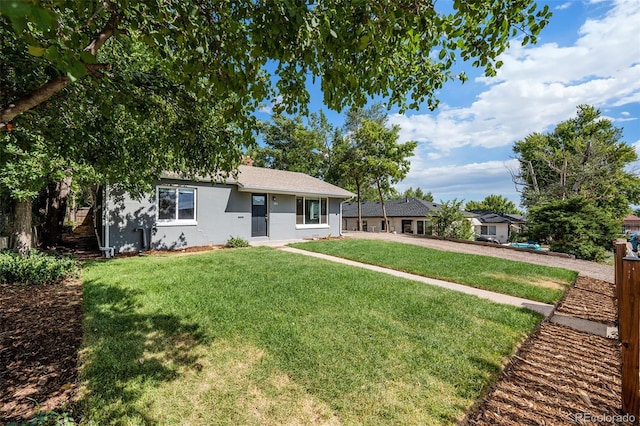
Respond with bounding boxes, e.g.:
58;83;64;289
95;165;354;255
342;198;447;234
470;210;527;243
623;215;640;235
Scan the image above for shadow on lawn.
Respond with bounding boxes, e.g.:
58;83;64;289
81;279;205;422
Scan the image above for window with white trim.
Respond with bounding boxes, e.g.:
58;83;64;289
481;225;496;235
157;187;196;223
296;197;327;225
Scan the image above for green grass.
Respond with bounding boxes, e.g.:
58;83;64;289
80;247;541;425
290;239;577;304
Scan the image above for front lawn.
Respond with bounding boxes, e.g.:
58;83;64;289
80;247;541;425
289;239;577;304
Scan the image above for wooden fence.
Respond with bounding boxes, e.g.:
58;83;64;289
615;241;640;420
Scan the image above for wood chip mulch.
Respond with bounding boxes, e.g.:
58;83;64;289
0;279;83;423
555;276;618;325
463;322;625;425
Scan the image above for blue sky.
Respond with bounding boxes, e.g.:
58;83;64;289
257;0;640;208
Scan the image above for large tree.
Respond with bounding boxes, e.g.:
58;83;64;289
353;119;417;232
252;112;333;178
0;1;552;127
512;105;640;258
513;105;640;216
1;32;252;252
465;194;521;214
1;1;552;251
399;187;434;202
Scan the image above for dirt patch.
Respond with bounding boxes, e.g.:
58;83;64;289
486;272;568;290
0;279;83;423
463;322;624;425
530;278;567;290
117;244;224;257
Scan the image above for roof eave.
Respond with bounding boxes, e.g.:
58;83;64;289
237;186;354;198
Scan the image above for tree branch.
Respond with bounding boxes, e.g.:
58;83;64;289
85;11;119;55
0;77;71;128
0;10;120;129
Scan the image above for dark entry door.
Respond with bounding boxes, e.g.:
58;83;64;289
251;194;267;237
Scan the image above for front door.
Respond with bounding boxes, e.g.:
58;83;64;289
251;194;267;237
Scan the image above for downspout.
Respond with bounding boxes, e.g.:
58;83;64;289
100;184;114;258
339;200;343;236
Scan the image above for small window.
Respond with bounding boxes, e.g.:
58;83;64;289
417;221;424;235
296;197;328;225
157;187;196;223
481;225;497;235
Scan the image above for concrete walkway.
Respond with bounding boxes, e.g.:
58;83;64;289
280;246;617;338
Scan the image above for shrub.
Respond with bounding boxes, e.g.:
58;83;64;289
225;236;249;248
0;250;79;286
7;402;80;426
527;197;618;262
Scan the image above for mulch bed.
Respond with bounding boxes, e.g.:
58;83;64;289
0;279;83;423
464;275;626;425
555;276;618;325
463;322;625;425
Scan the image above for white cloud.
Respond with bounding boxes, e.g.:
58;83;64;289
258;104;273;114
257;95;284;115
389;0;640;154
556;2;573;10
397;159;522;204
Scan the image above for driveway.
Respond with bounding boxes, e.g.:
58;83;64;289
343;231;614;283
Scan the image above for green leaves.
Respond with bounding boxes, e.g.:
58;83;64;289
0;0;56;34
2;0;553;125
528;197;617;261
431;199;473;239
514;105;639;259
465;195;521;215
27;45;45;56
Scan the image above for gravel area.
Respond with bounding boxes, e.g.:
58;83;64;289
343;232;614;283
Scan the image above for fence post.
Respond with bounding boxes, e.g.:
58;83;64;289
621;256;640;419
616;241;628;308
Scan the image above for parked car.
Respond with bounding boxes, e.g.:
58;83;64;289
475;234;501;244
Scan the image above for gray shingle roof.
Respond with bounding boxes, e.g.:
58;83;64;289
162;166;354;198
234;166;354;197
473;212;526;224
342;198;443;218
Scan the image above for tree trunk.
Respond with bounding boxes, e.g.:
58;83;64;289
13;198;33;255
43;176;73;247
376;179;389;232
356;176;362;231
526;160;539;193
